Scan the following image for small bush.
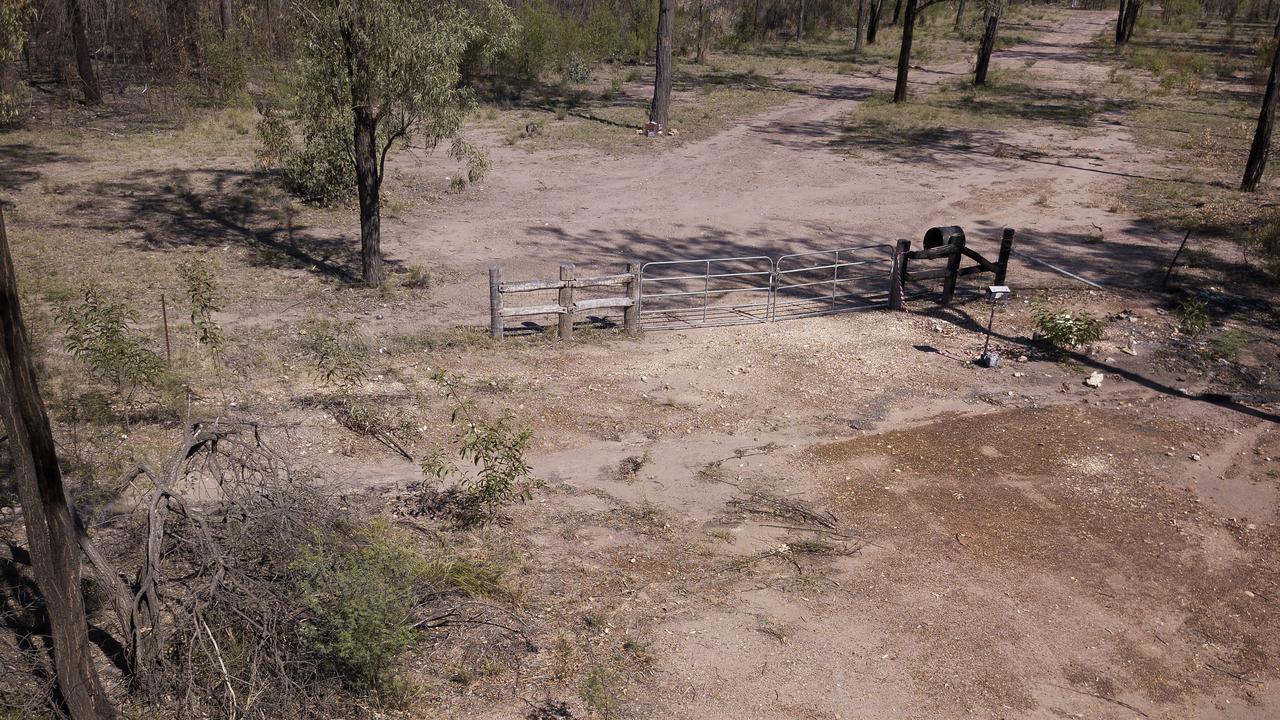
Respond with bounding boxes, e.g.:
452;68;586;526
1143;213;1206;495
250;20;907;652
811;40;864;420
418;372;535;525
57;286;167;401
1176;297;1209;336
176;259;224;353
296;526;502;693
1032;302;1106;349
299;317;369;390
1210;330;1247;361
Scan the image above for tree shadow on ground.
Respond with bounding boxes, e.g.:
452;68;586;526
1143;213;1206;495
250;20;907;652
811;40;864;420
0;143;81;192
916;301;1280;424
68;168;363;281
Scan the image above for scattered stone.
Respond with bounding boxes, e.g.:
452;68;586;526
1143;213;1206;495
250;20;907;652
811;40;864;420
1191;453;1201;461
1017;355;1028;363
1084;372;1104;388
1013;372;1025;377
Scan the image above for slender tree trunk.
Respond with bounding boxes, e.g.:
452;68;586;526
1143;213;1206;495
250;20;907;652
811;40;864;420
893;0;919;101
974;1;1002;85
1123;0;1142;41
892;0;903;25
1242;16;1280;191
65;0;101;105
339;5;384;286
650;0;674;129
219;0;236;38
955;0;967;29
0;208;116;720
353;110;383;286
799;0;806;39
868;0;882;43
855;0;866;53
754;0;761;39
696;0;706;63
1115;0;1128;43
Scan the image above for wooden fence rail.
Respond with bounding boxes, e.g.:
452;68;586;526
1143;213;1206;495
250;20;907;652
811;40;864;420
889;228;1014;310
489;262;640;339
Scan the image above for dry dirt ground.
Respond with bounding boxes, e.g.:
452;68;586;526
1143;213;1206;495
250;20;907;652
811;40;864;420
4;9;1280;720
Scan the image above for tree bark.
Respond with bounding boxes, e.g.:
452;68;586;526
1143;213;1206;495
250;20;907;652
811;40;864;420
1242;17;1280;191
893;0;919;102
1115;0;1127;43
0;208;115;720
1123;0;1142;42
650;0;674;129
974;1;1002;86
696;0;706;63
799;0;806;39
65;0;101;105
955;0;967;30
868;0;882;43
892;0;903;25
219;0;236;38
340;3;384;286
855;0;866;53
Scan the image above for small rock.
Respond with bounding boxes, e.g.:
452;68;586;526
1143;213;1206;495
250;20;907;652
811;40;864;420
1013;372;1025;377
1017;355;1028;363
1084;372;1104;388
1191;453;1201;461
1245;590;1256;598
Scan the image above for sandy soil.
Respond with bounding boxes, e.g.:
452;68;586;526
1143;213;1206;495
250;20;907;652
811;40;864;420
3;9;1278;720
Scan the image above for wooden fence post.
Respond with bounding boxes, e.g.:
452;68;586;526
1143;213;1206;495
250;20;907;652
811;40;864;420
940;232;965;305
994;228;1015;286
624;262;640;335
489;267;503;339
558;263;575;340
888;239;910;311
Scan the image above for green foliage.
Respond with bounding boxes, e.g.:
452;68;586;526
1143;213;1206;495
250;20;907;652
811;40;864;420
1032;302;1106;349
176;259;224;352
1246;218;1280;277
299;317;368;390
296;527;500;693
419;372;534;524
1176;297;1209;336
56;286;166;398
0;0;32;125
1210;330;1247;361
262;0;516;205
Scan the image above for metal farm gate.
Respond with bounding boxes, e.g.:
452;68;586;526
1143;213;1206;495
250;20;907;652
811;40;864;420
770;244;895;321
637;256;776;330
487;227;1017;337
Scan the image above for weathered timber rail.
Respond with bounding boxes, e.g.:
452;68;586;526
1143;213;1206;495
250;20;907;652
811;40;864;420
489;225;1016;337
489;263;640;339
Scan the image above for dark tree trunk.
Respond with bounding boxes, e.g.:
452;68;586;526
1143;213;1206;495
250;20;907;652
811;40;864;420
868;0;882;43
855;0;866;53
974;1;1002;85
1242;16;1280;191
799;0;806;39
955;0;967;29
1115;0;1127;43
353;110;383;286
339;4;384;286
892;0;903;25
893;0;919;101
0;208;115;720
219;0;236;38
65;0;101;105
650;0;674;129
1123;0;1142;41
696;0;706;62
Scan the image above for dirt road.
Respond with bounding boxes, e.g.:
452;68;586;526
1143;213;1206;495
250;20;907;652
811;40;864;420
397;11;1186;328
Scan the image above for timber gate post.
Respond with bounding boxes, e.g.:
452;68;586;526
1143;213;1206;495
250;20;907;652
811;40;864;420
489;267;503;339
940;232;966;305
557;263;575;340
624;262;640;335
994;228;1015;285
888;238;911;311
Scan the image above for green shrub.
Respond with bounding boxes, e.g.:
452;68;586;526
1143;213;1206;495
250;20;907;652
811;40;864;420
296;526;501;693
57;286;166;400
418;372;535;525
1210;330;1247;361
1176;297;1209;336
176;259;224;352
299;317;368;390
1032;302;1106;349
